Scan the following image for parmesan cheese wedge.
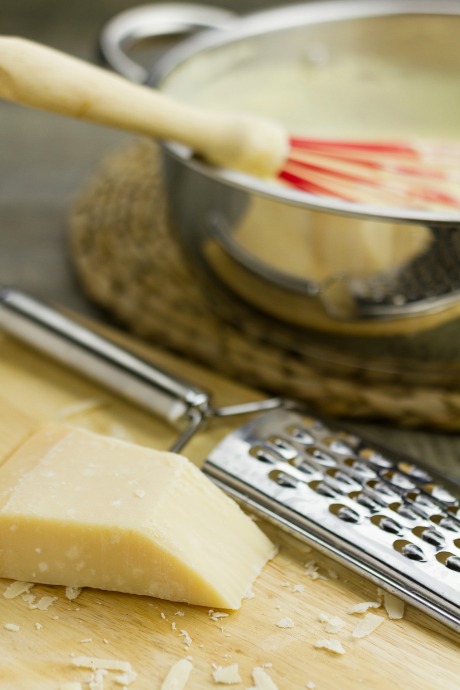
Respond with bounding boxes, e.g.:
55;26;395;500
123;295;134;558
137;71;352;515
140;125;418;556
0;424;275;608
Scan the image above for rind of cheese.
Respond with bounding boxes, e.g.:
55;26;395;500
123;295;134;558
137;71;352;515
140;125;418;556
0;424;275;608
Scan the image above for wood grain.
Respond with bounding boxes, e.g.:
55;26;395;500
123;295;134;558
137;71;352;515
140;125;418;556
0;328;458;690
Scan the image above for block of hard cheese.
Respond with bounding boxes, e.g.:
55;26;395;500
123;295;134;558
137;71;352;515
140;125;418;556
0;424;275;608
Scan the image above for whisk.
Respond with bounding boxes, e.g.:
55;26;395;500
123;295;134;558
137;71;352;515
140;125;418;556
281;137;460;211
1;36;459;212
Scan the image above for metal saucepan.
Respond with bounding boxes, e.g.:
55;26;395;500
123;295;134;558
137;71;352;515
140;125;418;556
100;1;460;380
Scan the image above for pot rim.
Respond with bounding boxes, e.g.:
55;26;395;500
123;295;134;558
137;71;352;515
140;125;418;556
150;0;460;226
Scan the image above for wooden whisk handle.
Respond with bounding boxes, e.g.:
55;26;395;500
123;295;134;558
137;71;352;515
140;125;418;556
0;36;287;177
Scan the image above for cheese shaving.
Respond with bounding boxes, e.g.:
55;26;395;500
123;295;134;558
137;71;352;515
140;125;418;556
31;595;58;611
382;592;405;619
3;581;34;599
313;639;346;655
72;657;133;673
4;623;20;632
209;610;230;622
212;663;242;684
179;630;192;647
275;617;295;629
347;601;381;614
113;668;138;686
249;666;279;690
161;658;193;690
352;613;385;638
65;586;82;601
318;613;346;633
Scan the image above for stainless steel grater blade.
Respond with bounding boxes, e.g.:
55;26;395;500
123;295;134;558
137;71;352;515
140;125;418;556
0;286;459;632
203;405;460;633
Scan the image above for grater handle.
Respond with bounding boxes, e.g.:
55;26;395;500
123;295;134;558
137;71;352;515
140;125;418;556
0;287;211;426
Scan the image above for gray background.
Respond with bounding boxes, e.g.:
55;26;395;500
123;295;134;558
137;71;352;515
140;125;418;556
1;0;460;480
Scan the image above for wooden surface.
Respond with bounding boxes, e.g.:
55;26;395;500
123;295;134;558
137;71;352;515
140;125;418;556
0;328;459;690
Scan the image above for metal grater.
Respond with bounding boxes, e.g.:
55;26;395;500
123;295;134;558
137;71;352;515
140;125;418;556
203;405;460;632
0;287;459;632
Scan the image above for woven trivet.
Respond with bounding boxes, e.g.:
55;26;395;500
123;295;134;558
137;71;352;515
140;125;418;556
70;140;460;430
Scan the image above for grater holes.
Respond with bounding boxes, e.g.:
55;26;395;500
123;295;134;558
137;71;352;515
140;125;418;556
266;435;298;460
249;446;279;464
309;480;338;499
289;457;316;476
397;461;432;483
436;552;460;572
358;447;393;469
371;515;404;535
366;479;401;501
269;469;299;489
430;514;459;532
406;492;440;515
329;503;361;523
389;502;419;521
380;470;416;491
326;468;360;489
412;526;445;549
322;436;354;455
393;540;427;562
447;505;460;518
306;447;337;467
343;457;377;478
421;483;458;506
285;424;315;446
349;491;383;513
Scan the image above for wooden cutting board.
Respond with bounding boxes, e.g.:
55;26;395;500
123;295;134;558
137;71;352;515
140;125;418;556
0;325;458;690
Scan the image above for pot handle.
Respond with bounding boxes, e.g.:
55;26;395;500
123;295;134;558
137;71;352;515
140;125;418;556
99;3;235;83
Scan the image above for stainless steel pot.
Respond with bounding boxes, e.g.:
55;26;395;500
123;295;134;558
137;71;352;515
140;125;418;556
100;1;460;380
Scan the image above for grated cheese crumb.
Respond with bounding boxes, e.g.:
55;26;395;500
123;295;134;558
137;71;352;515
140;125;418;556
65;586;82;601
161;658;193;690
88;668;106;690
306;682;316;689
113;667;138;686
314;639;346;655
303;560;320;580
3;581;34;599
133;488;146;498
275;617;294;629
212;663;242;684
209;610;230;622
80;638;92;644
318;613;346;633
179;630;192;647
292;584;305;593
34;622;43;630
4;623;20;632
352;613;385;638
347;601;381;614
249;666;279;690
175;610;185;617
382;592;405;620
32;595;58;611
72;657;133;673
